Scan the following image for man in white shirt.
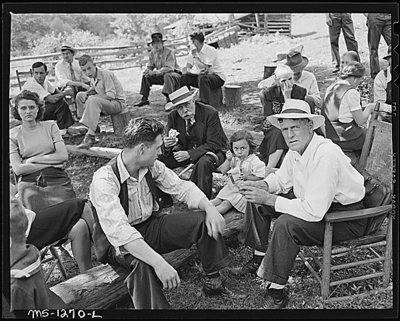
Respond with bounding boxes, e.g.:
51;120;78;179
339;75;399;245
22;61;74;135
231;99;368;309
89;117;246;309
180;32;226;106
259;45;321;113
374;45;392;121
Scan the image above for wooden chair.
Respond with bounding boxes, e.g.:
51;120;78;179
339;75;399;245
298;110;393;302
16;69;33;90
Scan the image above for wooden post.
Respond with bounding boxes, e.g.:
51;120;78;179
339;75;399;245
255;13;260;32
224;85;241;108
263;63;277;79
111;108;131;136
264;13;269;35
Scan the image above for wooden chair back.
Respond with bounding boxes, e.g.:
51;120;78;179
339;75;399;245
16;69;33;90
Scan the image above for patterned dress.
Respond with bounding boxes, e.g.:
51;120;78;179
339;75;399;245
216;154;265;213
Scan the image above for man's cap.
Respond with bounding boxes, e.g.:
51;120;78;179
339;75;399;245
267;99;325;130
165;87;198;111
61;44;77;54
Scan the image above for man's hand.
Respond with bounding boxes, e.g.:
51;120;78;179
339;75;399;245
62;87;74;96
173;151;190;162
239;184;277;206
225;150;233;161
153;261;181;290
282;80;293;101
204;203;226;240
164;136;178;148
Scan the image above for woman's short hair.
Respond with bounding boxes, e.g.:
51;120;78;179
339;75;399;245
340;61;365;79
274;64;293;81
229;130;258;155
122;117;165;149
12;90;45;121
342;50;360;63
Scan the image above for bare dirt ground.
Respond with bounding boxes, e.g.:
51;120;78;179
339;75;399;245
9;14;393;310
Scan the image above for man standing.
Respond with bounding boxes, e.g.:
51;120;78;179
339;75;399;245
326;13;359;74
365;13;391;79
134;33;181;107
160;87;228;199
89;117;245;309
55;44;91;115
231;99;368;309
180;32;226;106
22;62;74;136
75;55;127;149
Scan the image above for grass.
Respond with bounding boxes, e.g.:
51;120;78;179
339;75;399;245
10;13;394;311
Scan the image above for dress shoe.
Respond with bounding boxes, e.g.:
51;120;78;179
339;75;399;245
332;66;340;74
263;288;289;309
203;277;247;299
77;134;96;149
134;99;150;107
229;257;260;276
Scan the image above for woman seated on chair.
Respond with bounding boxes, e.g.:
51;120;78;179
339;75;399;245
10;90;76;213
10;182;93;272
321;61;375;152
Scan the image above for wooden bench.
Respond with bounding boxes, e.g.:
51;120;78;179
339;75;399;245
50;210;244;309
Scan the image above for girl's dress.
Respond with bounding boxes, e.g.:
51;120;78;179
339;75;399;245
216;154;265;213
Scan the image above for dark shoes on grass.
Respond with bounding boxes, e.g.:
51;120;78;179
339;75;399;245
134;98;150;107
77;134;96;149
229;257;260;276
263;288;289;309
203;277;247;299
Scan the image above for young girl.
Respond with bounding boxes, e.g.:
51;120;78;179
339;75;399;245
211;130;265;214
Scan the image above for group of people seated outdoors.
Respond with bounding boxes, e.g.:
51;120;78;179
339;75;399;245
9;26;393;311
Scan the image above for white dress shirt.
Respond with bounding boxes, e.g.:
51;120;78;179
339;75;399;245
374;68;392;113
187;44;226;81
55;59;90;88
89;155;207;255
22;78;56;101
295;70;321;108
265;133;365;222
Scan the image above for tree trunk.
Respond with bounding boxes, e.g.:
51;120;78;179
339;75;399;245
224;85;241;108
111;109;131;136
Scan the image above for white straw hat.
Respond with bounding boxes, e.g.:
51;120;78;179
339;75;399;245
267;99;325;130
165;87;198;111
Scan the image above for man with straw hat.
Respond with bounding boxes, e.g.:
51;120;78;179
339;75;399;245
159;86;228;200
231;99;368;309
134;33;181;107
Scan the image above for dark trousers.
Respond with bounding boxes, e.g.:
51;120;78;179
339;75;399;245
241;195;367;285
140;72;181;99
180;73;225;105
44;99;74;129
367;13;391;78
328;13;359;68
159;151;225;199
107;211;230;309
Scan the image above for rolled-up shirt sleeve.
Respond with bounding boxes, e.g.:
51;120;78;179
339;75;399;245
89;166;143;248
150;160;207;209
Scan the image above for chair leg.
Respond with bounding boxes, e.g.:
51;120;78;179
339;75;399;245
49;246;68;280
321;222;333;300
383;215;392;287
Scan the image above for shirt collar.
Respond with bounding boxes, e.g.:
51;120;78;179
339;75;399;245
292;133;321;165
117;153;149;184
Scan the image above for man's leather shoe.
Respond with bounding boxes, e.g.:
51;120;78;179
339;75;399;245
203;277;247;299
77;134;96;149
263;288;289;309
134;99;150;107
229;257;260;276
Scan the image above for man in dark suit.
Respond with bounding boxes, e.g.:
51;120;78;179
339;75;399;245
159;87;228;199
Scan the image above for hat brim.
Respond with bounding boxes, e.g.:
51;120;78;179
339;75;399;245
148;39;167;46
165;90;198;111
287;56;309;73
61;47;77;54
267;113;325;130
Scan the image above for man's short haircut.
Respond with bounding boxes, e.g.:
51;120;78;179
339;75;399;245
10;197;28;245
12;90;45;122
190;32;205;43
122;117;165;149
32;61;47;72
274;64;293;80
78;54;94;66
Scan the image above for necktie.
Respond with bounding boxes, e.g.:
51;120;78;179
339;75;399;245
186;118;195;135
69;63;76;81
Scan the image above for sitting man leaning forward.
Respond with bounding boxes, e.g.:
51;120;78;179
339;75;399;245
89;117;246;310
231;99;369;309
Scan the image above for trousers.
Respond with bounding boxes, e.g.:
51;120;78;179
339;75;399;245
139;72;181;99
367;13;391;78
241;195;367;285
328;13;359;68
107;211;230;309
159;151;225;199
43;99;74;130
76;93;126;132
180;73;225;106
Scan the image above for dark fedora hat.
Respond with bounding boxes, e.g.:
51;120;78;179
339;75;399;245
286;50;309;73
148;32;166;45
